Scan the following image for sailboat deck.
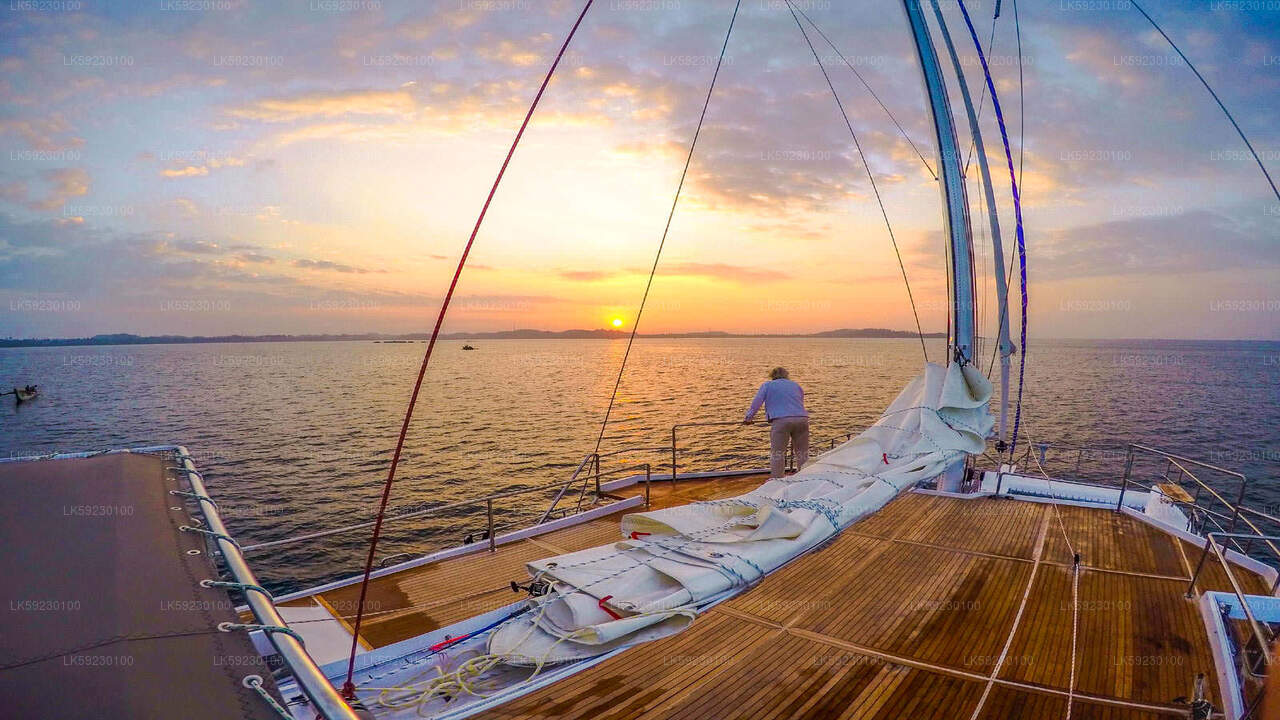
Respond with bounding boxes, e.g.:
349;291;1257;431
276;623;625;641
301;474;772;648
465;492;1271;720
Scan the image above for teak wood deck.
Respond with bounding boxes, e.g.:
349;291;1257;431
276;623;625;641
291;476;1271;719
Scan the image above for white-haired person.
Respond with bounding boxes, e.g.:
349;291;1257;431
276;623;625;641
743;366;809;478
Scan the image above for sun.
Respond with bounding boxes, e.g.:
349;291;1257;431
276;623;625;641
611;317;624;328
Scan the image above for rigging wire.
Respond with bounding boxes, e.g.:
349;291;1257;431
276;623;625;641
961;11;1000;174
790;4;938;181
338;0;597;698
1128;0;1279;202
1013;0;1025;187
955;0;1028;460
587;0;743;462
987;246;1017;377
785;0;929;364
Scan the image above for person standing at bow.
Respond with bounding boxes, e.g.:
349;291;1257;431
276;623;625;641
744;367;810;479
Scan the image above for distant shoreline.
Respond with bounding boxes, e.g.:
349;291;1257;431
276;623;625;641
0;328;947;348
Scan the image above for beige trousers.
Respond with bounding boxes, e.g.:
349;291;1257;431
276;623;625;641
769;416;809;478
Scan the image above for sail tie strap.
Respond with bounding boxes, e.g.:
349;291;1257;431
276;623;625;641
179;525;240;549
242;675;292;720
218;622;305;646
200;579;274;602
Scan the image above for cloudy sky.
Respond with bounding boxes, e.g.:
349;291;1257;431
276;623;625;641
1;0;1276;339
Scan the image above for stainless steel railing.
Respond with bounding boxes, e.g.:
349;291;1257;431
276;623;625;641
669;420;791;480
169;447;360;720
245;463;649;553
542;419;862;522
539;445;667;524
1186;531;1279;669
1113;444;1271;556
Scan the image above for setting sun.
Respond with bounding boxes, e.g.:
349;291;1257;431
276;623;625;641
611;318;624;328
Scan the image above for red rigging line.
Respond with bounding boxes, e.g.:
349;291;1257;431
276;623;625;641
339;0;597;699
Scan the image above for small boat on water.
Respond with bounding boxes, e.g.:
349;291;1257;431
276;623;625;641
462;344;476;351
4;385;37;404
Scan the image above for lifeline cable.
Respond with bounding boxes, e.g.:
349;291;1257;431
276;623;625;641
1128;0;1279;203
587;0;743;463
786;0;929;364
340;0;597;698
956;0;1028;460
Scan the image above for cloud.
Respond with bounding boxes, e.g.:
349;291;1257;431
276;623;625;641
555;263;789;283
226;90;416;123
559;269;623;282
0;114;84;151
161;165;210;178
27;168;90;212
662;262;789;283
291;258;379;274
158;156;245;178
1037;205;1277;279
174;239;223;254
236;251;275;264
0;181;27;203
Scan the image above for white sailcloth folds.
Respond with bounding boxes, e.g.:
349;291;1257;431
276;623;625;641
489;362;993;665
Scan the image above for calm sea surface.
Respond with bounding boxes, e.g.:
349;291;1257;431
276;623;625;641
2;338;1277;593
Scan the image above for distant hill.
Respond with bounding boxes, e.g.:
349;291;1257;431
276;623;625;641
0;328;945;348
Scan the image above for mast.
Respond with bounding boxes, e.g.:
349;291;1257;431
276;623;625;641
902;0;977;368
903;0;977;491
928;0;1014;449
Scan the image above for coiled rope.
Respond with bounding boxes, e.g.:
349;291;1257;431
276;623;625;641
340;0;597;698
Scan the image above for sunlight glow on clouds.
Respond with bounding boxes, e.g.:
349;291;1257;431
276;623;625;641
0;1;1276;339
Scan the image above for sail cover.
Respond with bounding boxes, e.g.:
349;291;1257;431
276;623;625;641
490;361;993;665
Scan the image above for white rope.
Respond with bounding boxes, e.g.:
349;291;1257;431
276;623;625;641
365;575;697;716
1018;424;1079;720
1066;561;1079;720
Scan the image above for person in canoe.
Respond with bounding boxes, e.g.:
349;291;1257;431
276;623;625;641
743;367;809;478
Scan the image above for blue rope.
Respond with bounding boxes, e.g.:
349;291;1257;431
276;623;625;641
776;498;841;530
956;0;1028;461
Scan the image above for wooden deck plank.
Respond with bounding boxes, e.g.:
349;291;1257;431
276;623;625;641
976;685;1185;719
787;541;1033;671
304;482;1272;718
1040;506;1187;577
311;474;767;648
997;564;1220;708
895;495;1044;560
1180;538;1274;596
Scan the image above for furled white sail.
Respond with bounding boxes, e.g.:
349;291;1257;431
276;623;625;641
489;361;993;665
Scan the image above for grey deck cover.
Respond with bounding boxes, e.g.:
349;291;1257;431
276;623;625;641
0;452;285;719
